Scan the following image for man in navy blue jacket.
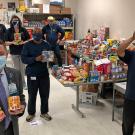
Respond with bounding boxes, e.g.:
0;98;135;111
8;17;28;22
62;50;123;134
21;27;52;122
42;16;65;67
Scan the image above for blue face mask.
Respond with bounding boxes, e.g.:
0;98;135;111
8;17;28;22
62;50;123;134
32;33;43;41
0;56;6;71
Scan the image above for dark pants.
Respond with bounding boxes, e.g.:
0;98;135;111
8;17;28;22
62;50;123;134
5;122;14;135
51;44;62;67
27;75;50;115
122;99;135;135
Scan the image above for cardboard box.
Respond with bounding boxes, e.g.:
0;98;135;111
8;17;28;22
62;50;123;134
50;5;62;11
61;8;71;14
50;9;61;14
34;4;43;13
80;84;98;93
50;5;61;14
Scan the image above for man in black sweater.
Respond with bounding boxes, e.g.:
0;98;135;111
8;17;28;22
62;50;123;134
21;27;52;122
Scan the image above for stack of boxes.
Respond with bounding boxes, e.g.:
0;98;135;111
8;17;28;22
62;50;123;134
34;4;71;14
50;5;71;14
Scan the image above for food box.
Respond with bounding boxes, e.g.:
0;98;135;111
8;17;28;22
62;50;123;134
42;51;54;62
8;96;21;111
14;33;22;45
79;92;98;105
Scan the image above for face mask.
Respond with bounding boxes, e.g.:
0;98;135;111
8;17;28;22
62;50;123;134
0;56;6;71
33;33;43;41
12;20;19;27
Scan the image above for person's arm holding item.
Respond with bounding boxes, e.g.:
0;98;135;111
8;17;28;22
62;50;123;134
9;70;26;116
57;25;65;44
21;43;44;64
117;32;135;57
117;32;135;64
0;107;6;122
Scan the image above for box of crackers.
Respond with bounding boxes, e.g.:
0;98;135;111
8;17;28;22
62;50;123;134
8;96;21;111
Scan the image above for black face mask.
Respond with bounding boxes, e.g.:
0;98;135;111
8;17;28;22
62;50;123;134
32;33;43;41
12;20;19;27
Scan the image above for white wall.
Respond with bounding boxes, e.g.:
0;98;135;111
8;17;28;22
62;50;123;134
76;0;135;39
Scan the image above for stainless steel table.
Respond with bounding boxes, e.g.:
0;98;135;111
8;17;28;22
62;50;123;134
112;82;126;121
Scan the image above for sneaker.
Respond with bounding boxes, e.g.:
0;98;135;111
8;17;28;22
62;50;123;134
26;115;35;122
40;113;52;121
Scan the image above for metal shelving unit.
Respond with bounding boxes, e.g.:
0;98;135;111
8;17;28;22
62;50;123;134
23;13;75;39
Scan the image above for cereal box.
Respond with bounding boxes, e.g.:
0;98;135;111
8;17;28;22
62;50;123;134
8;96;21;111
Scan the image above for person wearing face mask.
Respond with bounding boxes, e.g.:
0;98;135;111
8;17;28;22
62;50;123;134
42;16;65;67
0;41;26;135
21;27;52;122
5;15;30;89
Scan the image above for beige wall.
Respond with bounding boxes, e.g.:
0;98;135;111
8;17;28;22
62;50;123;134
65;0;77;14
75;0;135;39
0;0;18;9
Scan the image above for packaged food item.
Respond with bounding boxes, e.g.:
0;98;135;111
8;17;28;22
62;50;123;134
49;51;54;62
83;62;90;73
14;33;22;45
8;96;21;112
42;51;54;62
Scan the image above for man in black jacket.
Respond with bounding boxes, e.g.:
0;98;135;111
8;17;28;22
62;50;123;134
21;27;52;122
42;16;65;67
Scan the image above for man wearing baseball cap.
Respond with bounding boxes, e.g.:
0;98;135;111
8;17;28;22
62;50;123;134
42;16;65;67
